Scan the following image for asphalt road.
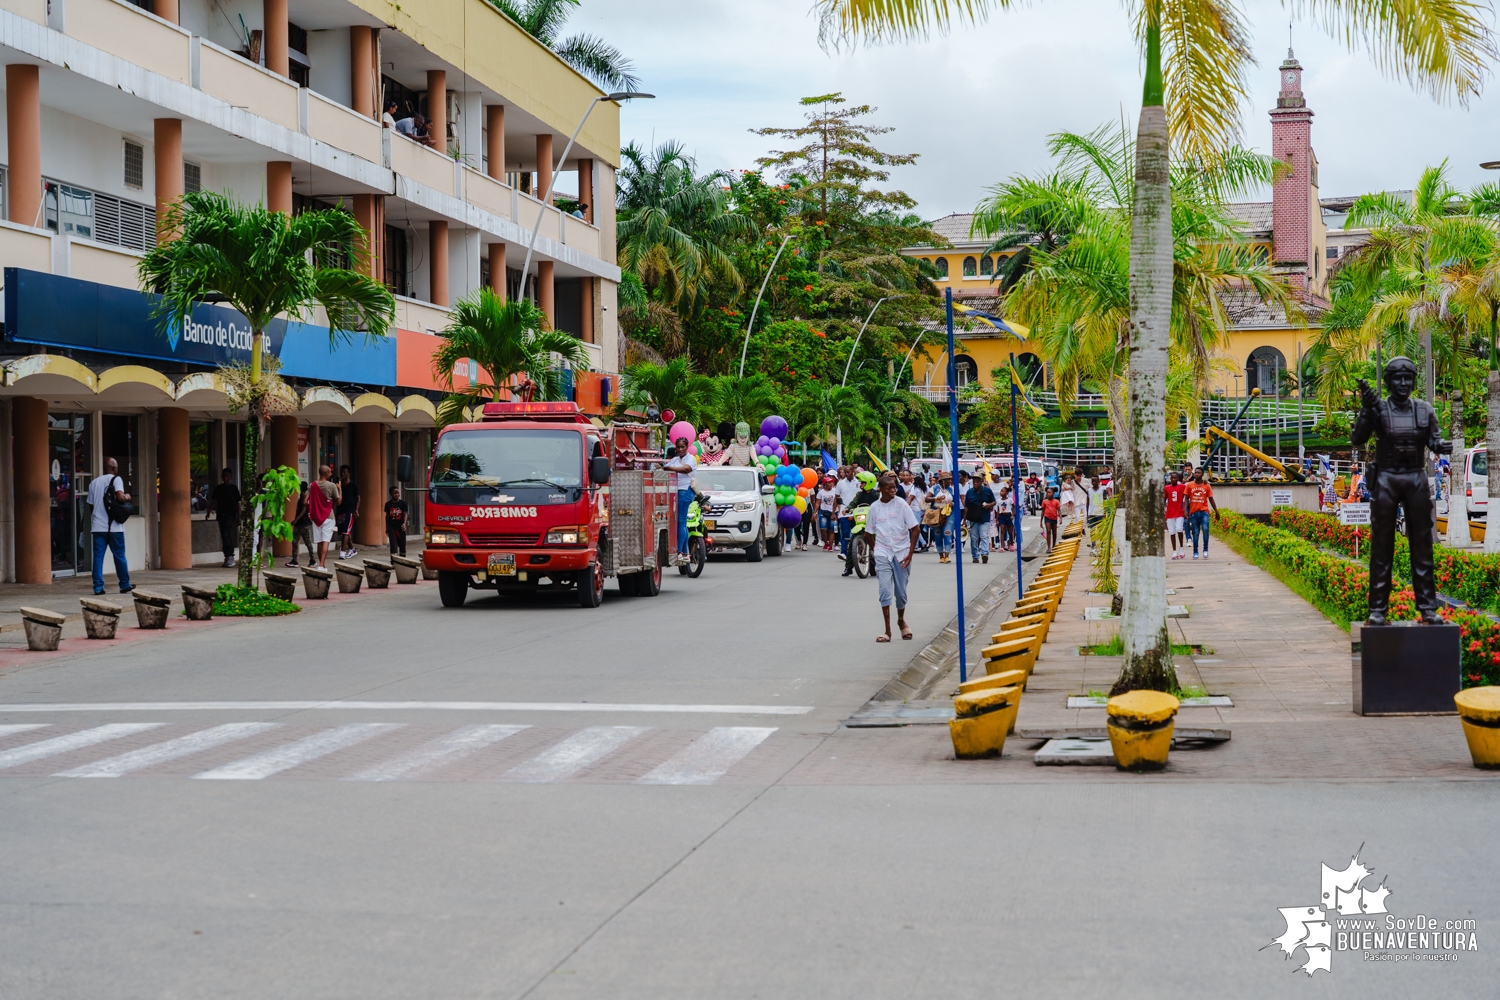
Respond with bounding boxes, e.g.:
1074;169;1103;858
1;538;1496;999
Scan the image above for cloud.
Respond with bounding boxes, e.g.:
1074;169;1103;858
578;0;1500;215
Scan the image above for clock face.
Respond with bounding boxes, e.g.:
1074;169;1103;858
1283;70;1297;84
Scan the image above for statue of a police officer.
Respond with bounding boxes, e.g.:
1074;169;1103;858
1350;357;1451;625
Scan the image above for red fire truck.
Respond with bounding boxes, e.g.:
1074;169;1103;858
419;401;673;608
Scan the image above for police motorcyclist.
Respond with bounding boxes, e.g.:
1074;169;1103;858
842;471;882;578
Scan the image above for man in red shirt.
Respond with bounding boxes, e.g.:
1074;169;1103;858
1164;471;1187;560
1183;469;1218;559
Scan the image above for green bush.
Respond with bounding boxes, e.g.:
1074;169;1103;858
213;584;301;617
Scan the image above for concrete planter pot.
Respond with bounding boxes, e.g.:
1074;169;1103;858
181;585;217;621
1454;687;1500;769
262;571;298;602
333;561;363;594
79;598;123;639
1106;691;1180;770
302;566;333;599
20;606;65;651
363;559;393;589
391;555;421;584
420;560;440;581
131;590;172;630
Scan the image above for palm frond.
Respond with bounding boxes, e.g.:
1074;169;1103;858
554;33;641;91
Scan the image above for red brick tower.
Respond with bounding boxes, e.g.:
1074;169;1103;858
1270;50;1323;292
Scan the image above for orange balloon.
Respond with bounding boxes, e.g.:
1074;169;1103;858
797;486;810;498
800;467;817;487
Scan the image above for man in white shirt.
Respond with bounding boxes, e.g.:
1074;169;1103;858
663;435;698;565
833;466;861;556
868;473;920;642
85;457;133;595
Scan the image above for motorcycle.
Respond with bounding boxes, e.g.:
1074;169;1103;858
679;495;708;578
848;504;875;579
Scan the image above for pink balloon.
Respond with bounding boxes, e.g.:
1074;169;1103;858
668;420;696;447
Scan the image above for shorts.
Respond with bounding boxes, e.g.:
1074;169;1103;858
313;517;337;544
818;511;835;531
336;512;355;536
1167;516;1184;534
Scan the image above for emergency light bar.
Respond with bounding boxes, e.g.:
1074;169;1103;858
481;401;583;420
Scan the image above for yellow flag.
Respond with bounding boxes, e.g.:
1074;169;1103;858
1009;366;1046;419
864;447;888;472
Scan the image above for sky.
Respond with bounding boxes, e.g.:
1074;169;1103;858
573;0;1500;219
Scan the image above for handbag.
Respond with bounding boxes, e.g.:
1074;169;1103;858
101;476;134;526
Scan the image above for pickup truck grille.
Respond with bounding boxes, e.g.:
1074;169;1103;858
465;532;540;546
705;503;735;517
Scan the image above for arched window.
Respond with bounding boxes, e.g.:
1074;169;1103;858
980;254;994;275
953;353;978;387
1015;353;1042;383
1246;346;1288;395
962;256;977;277
936;257;949;278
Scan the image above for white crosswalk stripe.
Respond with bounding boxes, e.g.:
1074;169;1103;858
56;723;282;778
345;724;530;782
506;726;649;783
0;724;165;771
638;727;778;785
193;724;404;781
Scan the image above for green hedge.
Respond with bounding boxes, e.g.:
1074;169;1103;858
1219;511;1499;686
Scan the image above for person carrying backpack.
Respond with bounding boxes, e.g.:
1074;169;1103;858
86;457;133;595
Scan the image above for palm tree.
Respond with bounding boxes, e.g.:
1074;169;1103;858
617;141;753;323
431;289;590;426
615;357;711;423
139;192;394;589
704;373;783;428
489;0;639;91
788;383;872;454
817;0;1492;693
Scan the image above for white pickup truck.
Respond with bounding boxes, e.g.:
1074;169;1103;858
1462;445;1488;519
691;464;780;560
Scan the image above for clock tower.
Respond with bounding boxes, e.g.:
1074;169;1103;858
1269;50;1326;294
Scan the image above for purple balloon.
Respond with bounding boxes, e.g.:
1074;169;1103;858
768;437;780;449
777;505;803;528
761;415;789;440
756;435;769;448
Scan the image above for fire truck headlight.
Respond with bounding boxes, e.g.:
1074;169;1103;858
427;530;462;546
545;527;585;545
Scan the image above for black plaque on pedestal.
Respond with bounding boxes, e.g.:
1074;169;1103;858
1351;622;1461;715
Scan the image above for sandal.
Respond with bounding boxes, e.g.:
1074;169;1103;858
900;627;913;640
876;634;891;643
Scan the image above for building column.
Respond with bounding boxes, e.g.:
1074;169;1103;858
350;26;375;118
538;260;554;326
486;105;505;180
536;133;553;199
577;158;594;223
154;119;183;243
13;397;49;585
158;407;192;570
488;242;506;300
352;194;381;281
155;0;178;22
429;220;449;306
353;422;385;547
580;277;594;343
426;70;446;150
270;416;298;556
6;65;40;228
264;0;288;76
267;162;293;215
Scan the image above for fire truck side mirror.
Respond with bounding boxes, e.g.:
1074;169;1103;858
589;455;612;486
396;454;414;484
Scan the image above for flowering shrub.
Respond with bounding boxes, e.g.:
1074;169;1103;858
1222;512;1497;687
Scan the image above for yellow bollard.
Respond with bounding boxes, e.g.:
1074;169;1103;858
1454;687;1500;769
949;685;1021;758
959;668;1027;695
998;612;1050;643
1105;690;1180;770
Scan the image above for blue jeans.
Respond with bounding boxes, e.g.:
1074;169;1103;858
676;488;694;554
1186;510;1211;555
838;516;853;555
92;531;131;593
936;517;955;555
968;520;989;559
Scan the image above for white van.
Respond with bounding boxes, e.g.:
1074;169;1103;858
1463;445;1488;519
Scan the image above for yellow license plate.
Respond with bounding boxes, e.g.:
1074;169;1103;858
703;519;716;531
487;553;516;576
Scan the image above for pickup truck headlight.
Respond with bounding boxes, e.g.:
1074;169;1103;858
427;530;462;546
545;526;588;545
731;501;759;512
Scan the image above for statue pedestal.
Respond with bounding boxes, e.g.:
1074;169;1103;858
1351;622;1460;715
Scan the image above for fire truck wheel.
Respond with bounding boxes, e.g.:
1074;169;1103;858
744;528;765;562
578;562;605;607
437;571;469;608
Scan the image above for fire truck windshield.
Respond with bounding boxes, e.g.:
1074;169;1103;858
431;429;584;488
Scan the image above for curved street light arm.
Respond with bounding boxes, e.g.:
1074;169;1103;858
737;234;795;378
841;296;891;387
894;331;926;388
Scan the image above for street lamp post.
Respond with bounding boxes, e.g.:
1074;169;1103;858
836;296;891;467
519;91;653;297
738;234;795;378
